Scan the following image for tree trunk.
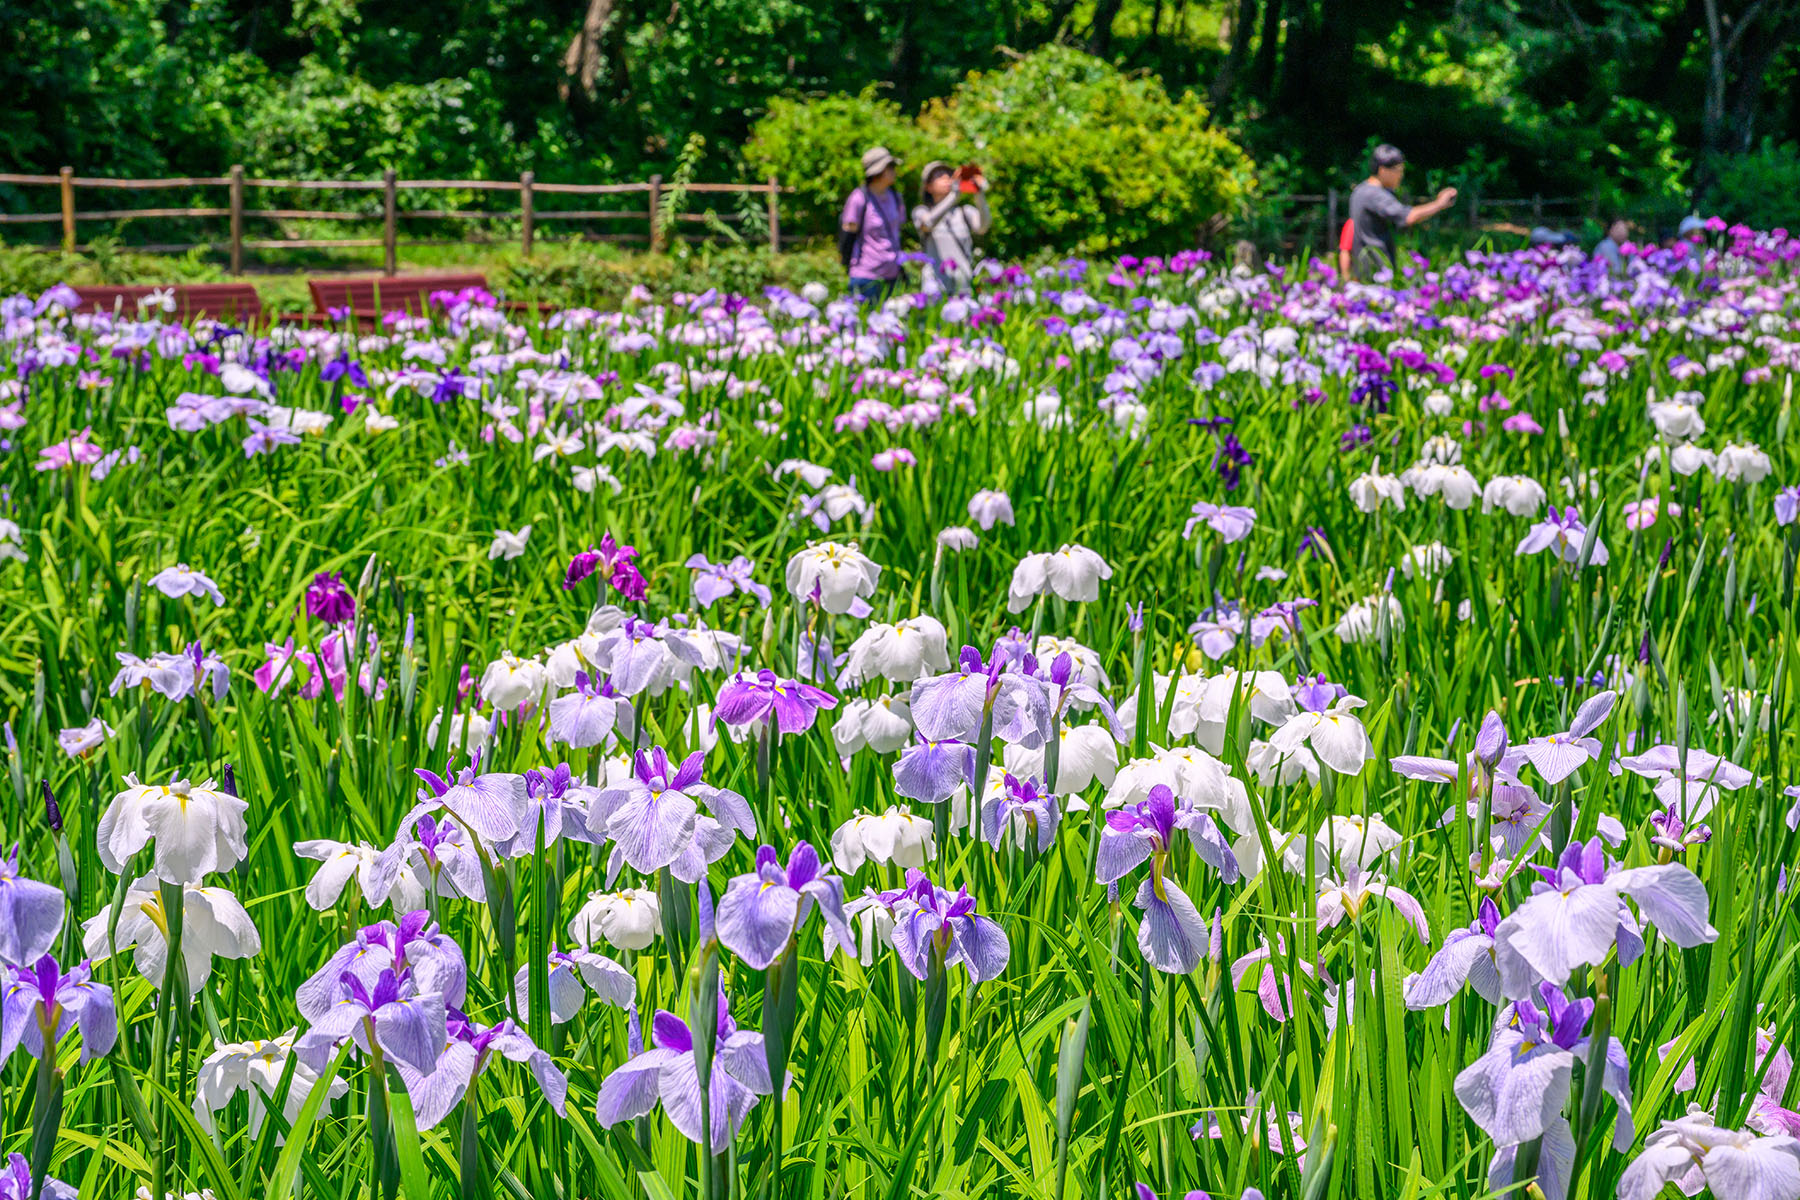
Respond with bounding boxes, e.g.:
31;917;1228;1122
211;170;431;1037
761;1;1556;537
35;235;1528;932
1250;0;1283;99
1209;0;1261;111
1089;0;1127;57
561;0;618;100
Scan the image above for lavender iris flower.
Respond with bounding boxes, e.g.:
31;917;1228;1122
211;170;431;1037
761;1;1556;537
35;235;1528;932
587;748;755;882
0;1154;77;1200
716;841;852;969
595;994;783;1145
375;812;486;903
980;773;1060;853
1516;689;1616;784
910;646;1053;748
397;1009;570;1130
294;965;449;1077
1183;501;1257;543
1493;837;1717;996
563;533;647;600
1515;505;1610;566
712;668;838;737
296;912;468;1025
1618;744;1753;824
1455;981;1633;1195
893;736;976;805
685;554;772;608
492;764;599;858
1619;1108;1800;1200
1;954;118;1066
1098;785;1237;974
886;870;1011;984
407;759;530;844
0;847;64;966
546;671;630;749
1403;898;1503;1008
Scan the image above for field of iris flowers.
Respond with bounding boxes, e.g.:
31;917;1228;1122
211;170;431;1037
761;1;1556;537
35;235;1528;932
2;229;1800;1200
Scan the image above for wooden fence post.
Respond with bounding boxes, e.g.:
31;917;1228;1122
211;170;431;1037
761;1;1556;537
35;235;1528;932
520;171;535;257
766;176;780;253
1531;193;1543;224
229;165;245;274
382;169;398;275
1325;187;1338;255
647;174;663;252
59;168;75;253
1468;184;1481;230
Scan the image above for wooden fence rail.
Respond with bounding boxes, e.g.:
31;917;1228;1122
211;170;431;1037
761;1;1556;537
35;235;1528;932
0;167;792;272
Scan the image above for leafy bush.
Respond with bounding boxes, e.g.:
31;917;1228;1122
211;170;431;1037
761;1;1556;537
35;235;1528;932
1703;139;1800;231
745;49;1254;258
743;90;951;233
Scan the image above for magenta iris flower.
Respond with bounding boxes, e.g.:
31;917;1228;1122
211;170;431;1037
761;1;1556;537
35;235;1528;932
564;532;647;600
306;571;356;625
712;668;837;737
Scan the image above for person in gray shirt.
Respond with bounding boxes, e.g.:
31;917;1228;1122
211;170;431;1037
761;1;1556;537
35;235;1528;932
1346;144;1458;280
913;162;991;296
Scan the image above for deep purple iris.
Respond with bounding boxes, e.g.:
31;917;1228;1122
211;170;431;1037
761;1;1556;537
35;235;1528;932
306;572;356;625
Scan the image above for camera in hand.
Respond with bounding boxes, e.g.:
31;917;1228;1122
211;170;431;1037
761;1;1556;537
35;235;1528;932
956;164;983;193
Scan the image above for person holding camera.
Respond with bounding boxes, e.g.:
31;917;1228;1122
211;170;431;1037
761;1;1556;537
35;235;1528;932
913;161;990;296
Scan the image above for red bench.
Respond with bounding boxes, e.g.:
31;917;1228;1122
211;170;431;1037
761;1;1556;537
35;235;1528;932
300;272;539;323
74;283;263;324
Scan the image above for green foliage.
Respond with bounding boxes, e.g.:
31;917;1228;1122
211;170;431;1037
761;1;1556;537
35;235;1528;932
744;90;952;230
1704;139;1800;231
923;47;1255;256
747;49;1254;256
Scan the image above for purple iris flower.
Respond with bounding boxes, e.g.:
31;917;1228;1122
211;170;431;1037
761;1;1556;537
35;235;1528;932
563;532;647;601
980;774;1060;853
1493;837;1717;996
295;966;448;1077
1474;710;1509;768
1455;981;1633;1181
242;421;301;457
408;759;530;844
1518;690;1615;784
1403;898;1503;1008
546;671;630;749
1184;502;1257;543
1291;673;1346;713
0;847;64;967
884;870;1010;985
685;554;772;609
395;1008;570;1131
320;354;370;388
595;993;783;1145
430;367;466;405
306;571;356;625
1516;505;1610;566
1;954;117;1066
587;747;755;882
296;911;468;1022
910;646;1053;749
716;842;852;969
492;764;599;858
712;669;838;737
513;945;634;1025
1097;785;1237;974
893;735;976;805
0;1154;76;1200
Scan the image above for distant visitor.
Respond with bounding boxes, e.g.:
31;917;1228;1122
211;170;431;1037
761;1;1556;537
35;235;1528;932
1346;143;1458;280
839;146;906;303
912;161;991;296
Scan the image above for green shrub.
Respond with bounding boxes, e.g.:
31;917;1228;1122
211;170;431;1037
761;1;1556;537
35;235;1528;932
1703;139;1800;231
744;90;951;234
744;49;1254;258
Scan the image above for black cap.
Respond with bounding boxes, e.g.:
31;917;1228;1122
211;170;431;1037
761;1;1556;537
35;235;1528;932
1371;144;1406;171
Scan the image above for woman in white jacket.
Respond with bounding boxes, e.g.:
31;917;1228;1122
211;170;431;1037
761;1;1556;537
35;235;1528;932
912;162;991;296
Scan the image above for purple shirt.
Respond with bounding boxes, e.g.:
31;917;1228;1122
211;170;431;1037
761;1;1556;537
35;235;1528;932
841;187;903;281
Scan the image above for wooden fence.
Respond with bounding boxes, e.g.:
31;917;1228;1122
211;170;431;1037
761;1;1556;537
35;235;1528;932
0;167;789;272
